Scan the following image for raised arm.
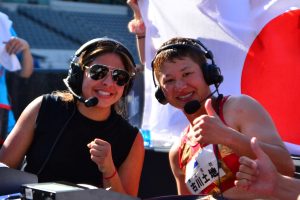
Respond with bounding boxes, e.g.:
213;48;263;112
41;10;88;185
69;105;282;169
193;95;295;176
224;95;295;176
127;0;145;64
88;132;145;196
235;137;300;200
5;37;33;78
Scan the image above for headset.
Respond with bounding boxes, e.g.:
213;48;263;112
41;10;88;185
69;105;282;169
151;38;223;105
63;37;136;107
36;38;136;175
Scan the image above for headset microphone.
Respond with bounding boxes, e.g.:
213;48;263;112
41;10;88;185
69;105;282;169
184;100;201;115
184;89;219;114
63;78;99;107
83;97;98;107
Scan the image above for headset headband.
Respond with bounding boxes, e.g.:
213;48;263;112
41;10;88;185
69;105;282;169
74;37;136;68
153;39;215;66
151;39;215;86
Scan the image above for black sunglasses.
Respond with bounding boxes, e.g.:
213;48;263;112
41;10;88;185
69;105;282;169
85;64;134;86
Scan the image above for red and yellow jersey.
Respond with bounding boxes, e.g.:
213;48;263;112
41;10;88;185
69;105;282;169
178;96;239;196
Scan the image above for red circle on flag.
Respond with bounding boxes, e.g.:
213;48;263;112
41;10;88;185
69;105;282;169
242;9;300;144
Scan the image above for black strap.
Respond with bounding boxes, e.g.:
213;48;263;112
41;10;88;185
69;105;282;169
213;94;225;198
214;93;224;115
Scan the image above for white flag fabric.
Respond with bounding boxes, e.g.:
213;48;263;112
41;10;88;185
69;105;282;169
138;0;300;152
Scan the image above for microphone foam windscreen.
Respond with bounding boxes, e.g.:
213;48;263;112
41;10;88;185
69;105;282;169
184;100;201;114
85;97;99;107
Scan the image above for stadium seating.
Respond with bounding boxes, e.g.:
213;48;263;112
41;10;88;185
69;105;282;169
0;6;78;49
0;4;139;62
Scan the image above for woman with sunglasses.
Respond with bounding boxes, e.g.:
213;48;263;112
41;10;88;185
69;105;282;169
0;38;145;197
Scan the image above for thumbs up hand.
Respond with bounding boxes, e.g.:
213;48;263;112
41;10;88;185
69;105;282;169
189;98;228;146
234;137;278;195
205;98;219;117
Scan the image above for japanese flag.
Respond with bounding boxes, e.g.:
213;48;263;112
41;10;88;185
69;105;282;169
138;0;300;153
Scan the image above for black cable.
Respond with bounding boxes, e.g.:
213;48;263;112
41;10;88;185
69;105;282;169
213;93;225;200
214;144;225;200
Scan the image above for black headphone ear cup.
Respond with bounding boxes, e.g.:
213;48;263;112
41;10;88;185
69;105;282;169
202;63;223;85
155;87;168;105
67;62;84;95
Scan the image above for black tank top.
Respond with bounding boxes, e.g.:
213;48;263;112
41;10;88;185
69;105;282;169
24;94;139;187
